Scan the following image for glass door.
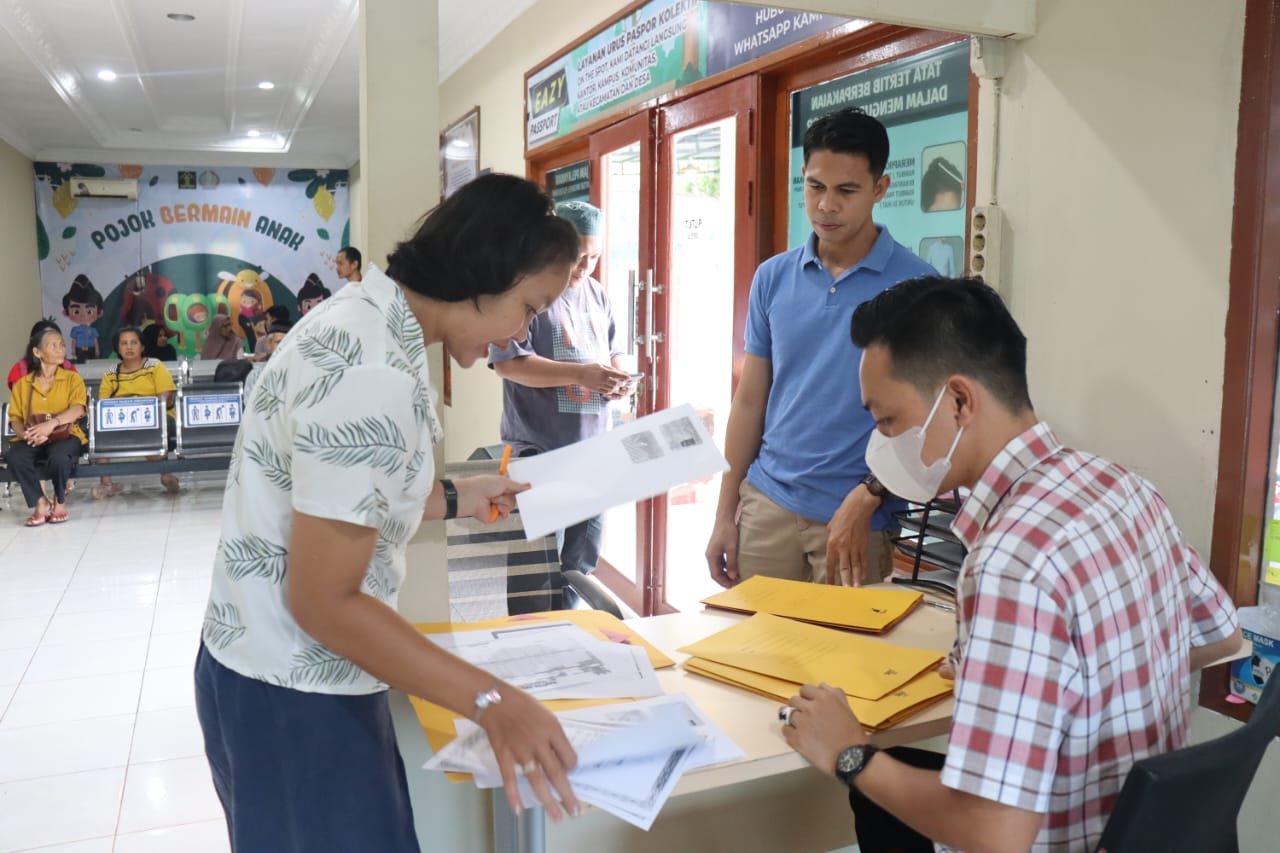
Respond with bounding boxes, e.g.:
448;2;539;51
652;77;759;614
590;113;655;614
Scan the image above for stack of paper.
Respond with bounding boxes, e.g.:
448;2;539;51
423;620;663;701
425;694;744;830
678;613;951;731
701;575;923;633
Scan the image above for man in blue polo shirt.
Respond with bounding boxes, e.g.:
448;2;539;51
705;108;936;588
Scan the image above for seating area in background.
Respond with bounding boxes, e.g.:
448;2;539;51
2;359;243;497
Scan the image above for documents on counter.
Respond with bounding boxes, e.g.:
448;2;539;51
424;694;744;831
509;403;728;539
701;575;923;633
423;619;662;701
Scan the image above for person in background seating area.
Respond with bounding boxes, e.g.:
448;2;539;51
336;246;363;284
93;327;180;499
202;314;244;361
140;323;178;361
6;327;86;526
253;306;291;358
8;319;76;390
242;323;292;400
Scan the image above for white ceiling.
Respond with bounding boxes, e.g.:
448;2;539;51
0;0;531;168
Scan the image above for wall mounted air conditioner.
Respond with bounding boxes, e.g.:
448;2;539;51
70;178;138;200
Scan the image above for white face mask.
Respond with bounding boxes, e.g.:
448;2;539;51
866;385;964;504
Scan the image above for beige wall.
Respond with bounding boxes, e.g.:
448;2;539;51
438;0;631;460
993;0;1243;554
0;140;41;360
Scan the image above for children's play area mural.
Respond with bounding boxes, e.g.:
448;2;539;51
35;163;351;359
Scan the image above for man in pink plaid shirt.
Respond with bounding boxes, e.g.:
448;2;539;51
782;276;1241;852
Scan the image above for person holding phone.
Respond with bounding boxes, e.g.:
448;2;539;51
488;201;633;585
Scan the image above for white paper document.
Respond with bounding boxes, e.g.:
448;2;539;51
509;403;729;539
423;621;662;700
424;694;744;831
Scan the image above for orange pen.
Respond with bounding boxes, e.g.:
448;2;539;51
488;444;513;522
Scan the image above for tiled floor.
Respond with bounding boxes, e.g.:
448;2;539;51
0;476;229;853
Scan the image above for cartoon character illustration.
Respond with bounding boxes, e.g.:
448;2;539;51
62;274;104;362
163;292;229;355
120;270;175;327
216;269;275;351
296;273;332;316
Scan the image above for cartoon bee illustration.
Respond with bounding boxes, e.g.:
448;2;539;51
216;269;275;352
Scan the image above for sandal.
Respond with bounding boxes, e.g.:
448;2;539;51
24;511;48;527
48;506;69;524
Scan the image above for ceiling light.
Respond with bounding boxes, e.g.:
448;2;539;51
166;13;195;22
246;129;261;138
257;81;275;90
97;69;117;82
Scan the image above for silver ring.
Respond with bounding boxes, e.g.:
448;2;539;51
522;761;539;775
778;706;796;727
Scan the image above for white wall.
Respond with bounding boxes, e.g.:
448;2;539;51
0;140;41;358
437;0;631;460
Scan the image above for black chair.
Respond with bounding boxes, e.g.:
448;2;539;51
175;381;244;458
88;393;166;460
1094;673;1280;852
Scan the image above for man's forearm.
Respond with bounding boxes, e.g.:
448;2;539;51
1190;626;1245;672
494;356;584;388
715;400;766;520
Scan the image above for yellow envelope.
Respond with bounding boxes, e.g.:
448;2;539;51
682;656;953;732
677;612;942;700
701;575;922;633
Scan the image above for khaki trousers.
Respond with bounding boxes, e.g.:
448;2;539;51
736;480;895;585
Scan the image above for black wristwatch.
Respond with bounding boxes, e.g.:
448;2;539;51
862;473;890;500
835;743;880;788
440;479;458;520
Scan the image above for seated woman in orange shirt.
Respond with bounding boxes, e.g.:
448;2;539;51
7;327;87;526
93;326;180;498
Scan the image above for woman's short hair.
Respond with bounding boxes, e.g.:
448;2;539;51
386;173;580;303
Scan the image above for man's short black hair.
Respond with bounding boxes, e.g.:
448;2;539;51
803;108;890;178
338;246;362;269
851;276;1033;413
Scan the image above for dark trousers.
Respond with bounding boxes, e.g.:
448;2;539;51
7;437;83;507
850;747;945;853
195;645;420;853
558;513;604;575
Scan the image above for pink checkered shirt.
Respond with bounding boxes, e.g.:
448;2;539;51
940;422;1237;852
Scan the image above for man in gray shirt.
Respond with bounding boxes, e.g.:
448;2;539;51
489;201;632;581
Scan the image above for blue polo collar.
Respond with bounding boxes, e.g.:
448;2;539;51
800;225;895;278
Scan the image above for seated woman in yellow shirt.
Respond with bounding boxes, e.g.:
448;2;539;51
93;326;180;498
7;327;87;526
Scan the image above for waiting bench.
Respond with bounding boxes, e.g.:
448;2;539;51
1;380;245;495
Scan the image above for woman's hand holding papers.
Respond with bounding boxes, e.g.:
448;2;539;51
457;475;529;522
782;682;869;776
479;683;581;820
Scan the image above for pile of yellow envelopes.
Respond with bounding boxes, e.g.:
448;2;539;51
701;575;924;632
679;610;954;732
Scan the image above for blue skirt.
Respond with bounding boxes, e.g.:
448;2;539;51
195;644;420;853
